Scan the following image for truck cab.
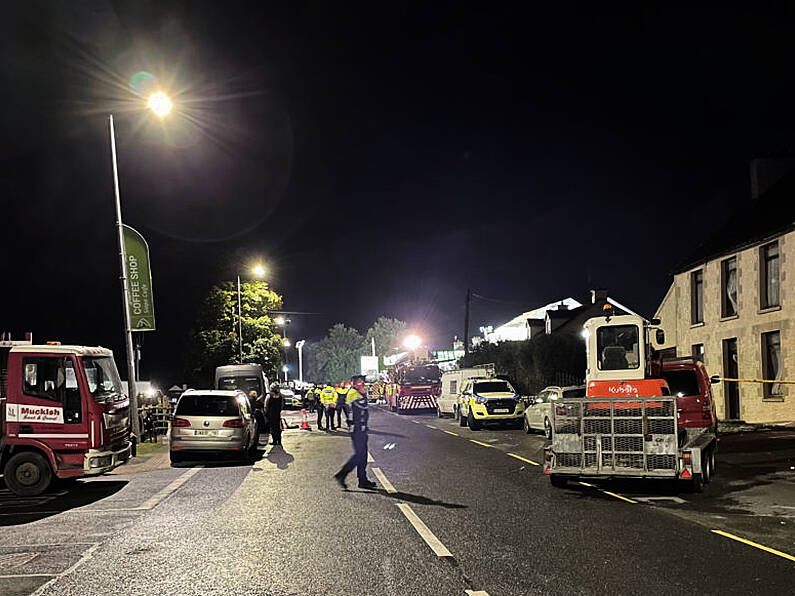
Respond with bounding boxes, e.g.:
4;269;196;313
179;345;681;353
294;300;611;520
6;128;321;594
1;344;131;496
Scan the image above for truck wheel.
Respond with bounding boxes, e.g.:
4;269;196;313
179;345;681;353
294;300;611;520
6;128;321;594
544;417;552;440
523;416;532;434
459;410;467;427
4;451;52;497
467;413;481;431
550;475;568;488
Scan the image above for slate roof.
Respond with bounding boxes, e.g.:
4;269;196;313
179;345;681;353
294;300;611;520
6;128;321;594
675;173;795;273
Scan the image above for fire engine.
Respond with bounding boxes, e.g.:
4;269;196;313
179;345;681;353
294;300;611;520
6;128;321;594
1;335;131;496
385;360;442;414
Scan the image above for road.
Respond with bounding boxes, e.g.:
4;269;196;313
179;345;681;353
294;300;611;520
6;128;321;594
1;406;793;595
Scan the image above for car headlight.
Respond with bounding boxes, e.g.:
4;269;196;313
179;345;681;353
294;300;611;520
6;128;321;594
474;394;488;404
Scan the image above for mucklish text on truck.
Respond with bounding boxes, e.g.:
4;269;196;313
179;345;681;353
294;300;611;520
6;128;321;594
1;341;131;496
544;306;718;493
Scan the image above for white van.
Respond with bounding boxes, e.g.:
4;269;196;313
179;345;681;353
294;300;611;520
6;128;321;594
436;364;495;418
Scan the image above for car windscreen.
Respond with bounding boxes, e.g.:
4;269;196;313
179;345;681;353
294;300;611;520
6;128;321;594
474;380;512;393
562;387;585;398
176;394;241;416
662;370;700;397
218;376;262;395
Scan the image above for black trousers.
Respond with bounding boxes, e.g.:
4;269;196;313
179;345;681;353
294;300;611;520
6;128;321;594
338;431;368;481
269;414;282;444
324;405;336;429
316;401;324;427
336;399;351;427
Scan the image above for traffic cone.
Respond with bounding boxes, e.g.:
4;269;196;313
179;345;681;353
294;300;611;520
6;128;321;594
300;409;311;431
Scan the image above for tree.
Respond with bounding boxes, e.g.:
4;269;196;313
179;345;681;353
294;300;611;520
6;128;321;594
307;323;364;383
365;317;407;362
186;281;283;386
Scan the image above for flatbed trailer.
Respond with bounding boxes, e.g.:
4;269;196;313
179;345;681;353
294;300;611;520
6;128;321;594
545;396;717;492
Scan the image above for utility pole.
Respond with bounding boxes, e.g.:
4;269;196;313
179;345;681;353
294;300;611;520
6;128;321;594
464;287;471;355
295;340;305;383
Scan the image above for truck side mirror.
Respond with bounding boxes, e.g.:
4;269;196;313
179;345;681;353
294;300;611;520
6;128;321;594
655;329;665;345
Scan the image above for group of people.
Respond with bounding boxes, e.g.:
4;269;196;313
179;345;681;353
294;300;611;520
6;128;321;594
305;382;354;432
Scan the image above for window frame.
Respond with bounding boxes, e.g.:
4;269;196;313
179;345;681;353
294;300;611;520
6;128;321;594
720;256;738;318
760;241;780;310
690;269;704;324
691;343;705;363
761;330;783;398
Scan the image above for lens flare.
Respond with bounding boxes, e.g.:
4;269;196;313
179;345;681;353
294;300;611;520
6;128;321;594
148;92;173;117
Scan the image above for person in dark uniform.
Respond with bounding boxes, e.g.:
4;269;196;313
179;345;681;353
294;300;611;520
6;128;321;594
333;375;376;489
265;382;284;446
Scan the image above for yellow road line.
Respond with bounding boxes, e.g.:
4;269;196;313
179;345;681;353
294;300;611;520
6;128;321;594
601;490;637;504
507;452;540;466
470;440;492;448
711;530;795;562
426;424;438;429
443;430;459;436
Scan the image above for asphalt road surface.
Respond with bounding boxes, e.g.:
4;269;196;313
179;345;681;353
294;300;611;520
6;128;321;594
1;406;793;595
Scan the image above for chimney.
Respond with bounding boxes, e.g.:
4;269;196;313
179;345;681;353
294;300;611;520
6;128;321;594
557;301;569;311
590;288;608;304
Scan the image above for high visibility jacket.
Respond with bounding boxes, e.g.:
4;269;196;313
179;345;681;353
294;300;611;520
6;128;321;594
320;386;337;405
306;388;315;401
345;386;362;404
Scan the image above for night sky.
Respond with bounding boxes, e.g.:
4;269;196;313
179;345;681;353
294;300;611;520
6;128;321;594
2;3;793;386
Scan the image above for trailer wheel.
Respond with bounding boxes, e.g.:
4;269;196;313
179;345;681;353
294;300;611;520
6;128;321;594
467;412;482;431
702;449;714;484
4;451;52;497
687;473;704;493
550;475;568;488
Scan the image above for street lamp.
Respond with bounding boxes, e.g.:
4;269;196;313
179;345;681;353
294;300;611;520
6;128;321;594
295;340;305;383
283;338;291;348
282;364;289;383
237;264;266;362
403;334;422;352
108;91;173;445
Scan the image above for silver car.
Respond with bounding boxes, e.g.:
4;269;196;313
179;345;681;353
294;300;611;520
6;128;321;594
523;385;585;439
170;390;258;463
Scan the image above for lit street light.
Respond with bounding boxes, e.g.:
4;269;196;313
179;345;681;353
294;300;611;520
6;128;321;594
237;264;266;362
403;334;422;352
109;91;173;445
282;364;289;383
283;338;291;347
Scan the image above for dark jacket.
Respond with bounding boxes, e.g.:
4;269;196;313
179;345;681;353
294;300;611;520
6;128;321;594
264;392;283;418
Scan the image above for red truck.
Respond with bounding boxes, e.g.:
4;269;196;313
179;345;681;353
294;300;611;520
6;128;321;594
386;361;442;414
1;340;132;496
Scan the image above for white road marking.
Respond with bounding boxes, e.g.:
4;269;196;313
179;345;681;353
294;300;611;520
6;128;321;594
634;496;686;504
139;465;203;510
465;591;491;596
367;451;375;463
397;503;452;557
0;573;54;579
30;543;100;596
372;467;397;493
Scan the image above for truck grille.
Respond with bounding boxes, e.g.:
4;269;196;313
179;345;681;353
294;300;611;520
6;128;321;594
485;400;517;414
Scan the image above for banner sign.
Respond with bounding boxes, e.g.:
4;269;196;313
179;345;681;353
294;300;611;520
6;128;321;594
123;225;156;331
6;403;64;424
361;355;379;376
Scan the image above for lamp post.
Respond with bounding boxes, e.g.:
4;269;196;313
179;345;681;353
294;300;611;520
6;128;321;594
237;264;266;362
108;91;172;445
295;340;305;383
282;364;289;383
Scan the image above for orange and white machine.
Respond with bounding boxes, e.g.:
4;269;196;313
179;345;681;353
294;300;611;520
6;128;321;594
545;306;718;492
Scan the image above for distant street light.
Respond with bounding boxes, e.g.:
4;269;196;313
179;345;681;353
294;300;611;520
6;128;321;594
403;334;422;352
295;340;306;383
283;338;291;347
282;364;289;383
108;91;174;445
237;264;266;362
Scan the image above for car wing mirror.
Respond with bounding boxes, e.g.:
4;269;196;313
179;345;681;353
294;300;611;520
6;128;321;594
710;375;721;384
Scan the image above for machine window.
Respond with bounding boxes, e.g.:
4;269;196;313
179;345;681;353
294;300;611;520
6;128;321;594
596;325;640;370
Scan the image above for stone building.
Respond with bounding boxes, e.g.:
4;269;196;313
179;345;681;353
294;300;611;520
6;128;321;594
654;176;794;423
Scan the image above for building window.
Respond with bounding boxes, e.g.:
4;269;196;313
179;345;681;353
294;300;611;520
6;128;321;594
761;331;783;397
721;257;738;317
692;343;705;363
760;241;780;309
690;269;704;324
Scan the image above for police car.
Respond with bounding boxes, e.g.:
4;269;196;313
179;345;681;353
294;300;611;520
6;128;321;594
457;378;525;430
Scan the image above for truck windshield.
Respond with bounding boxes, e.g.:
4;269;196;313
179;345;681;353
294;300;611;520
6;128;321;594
219;376;262;395
596;325;640;370
83;356;123;402
403;366;441;384
474;380;513;393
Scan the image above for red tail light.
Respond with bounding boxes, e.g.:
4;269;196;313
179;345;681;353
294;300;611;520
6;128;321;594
223;419;244;428
172;417;191;427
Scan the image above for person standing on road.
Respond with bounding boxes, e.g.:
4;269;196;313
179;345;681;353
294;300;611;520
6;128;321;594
305;385;316;413
335;383;351;429
265;382;284;446
334;375;376;489
321;382;337;431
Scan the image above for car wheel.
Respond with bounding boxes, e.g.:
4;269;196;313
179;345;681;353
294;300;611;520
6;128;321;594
523;416;532;434
467;412;481;431
459;409;467;427
169;451;183;464
4;451;52;497
544;417;552;440
550;475;568;488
